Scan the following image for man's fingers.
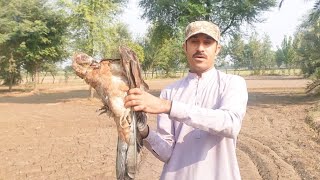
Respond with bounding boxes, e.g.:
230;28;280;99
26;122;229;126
132;105;144;112
124;98;141;108
127;88;142;95
124;92;139;101
124;99;144;111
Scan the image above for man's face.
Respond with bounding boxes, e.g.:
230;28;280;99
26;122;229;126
183;33;221;75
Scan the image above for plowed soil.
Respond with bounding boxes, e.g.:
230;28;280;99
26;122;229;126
0;76;319;180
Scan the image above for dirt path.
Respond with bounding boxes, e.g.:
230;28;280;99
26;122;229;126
0;77;319;179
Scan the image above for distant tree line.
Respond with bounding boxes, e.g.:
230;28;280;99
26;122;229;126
222;0;319;91
0;0;141;91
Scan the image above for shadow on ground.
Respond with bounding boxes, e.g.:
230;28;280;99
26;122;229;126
248;91;319;107
0;89;163;104
0;90;90;104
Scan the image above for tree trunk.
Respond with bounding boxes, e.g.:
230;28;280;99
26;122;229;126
41;72;47;84
50;72;55;84
36;68;40;84
151;68;154;78
26;72;29;83
8;73;13;92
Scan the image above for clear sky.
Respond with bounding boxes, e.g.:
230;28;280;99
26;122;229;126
255;0;314;48
120;0;149;38
121;0;314;48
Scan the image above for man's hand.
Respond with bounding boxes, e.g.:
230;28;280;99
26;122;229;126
124;88;172;114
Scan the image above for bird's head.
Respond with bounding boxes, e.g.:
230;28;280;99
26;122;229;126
72;52;99;78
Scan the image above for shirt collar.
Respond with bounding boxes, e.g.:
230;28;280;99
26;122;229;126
187;67;217;80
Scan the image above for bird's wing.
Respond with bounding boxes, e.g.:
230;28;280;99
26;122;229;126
119;46;149;90
117;46;148;179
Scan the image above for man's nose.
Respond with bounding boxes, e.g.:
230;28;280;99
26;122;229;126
196;43;205;51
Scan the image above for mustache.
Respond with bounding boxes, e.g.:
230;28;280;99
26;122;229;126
192;52;207;58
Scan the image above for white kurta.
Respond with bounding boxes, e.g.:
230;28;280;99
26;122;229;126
144;68;248;180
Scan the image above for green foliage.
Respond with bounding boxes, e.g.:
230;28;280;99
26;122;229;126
141;29;186;76
140;29;158;72
295;17;320;79
63;65;74;83
60;0;128;58
0;53;20;89
278;0;320;83
227;34;246;69
308;0;320;23
139;0;276;44
0;0;69;88
41;62;58;76
275;49;285;68
101;23;134;59
245;33;263;72
226;33;275;73
261;34;276;69
155;37;186;76
126;41;145;64
278;36;297;69
139;0;276;73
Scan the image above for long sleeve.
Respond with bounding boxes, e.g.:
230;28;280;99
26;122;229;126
169;76;248;138
143;112;175;162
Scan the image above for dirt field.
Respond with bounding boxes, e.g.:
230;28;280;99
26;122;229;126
0;76;319;180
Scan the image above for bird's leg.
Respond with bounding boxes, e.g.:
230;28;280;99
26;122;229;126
120;109;131;128
117;109;131;144
119;109;131;128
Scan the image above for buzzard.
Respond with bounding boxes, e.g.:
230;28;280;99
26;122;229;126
72;46;148;179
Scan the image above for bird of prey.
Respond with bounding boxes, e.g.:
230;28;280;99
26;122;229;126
72;46;148;179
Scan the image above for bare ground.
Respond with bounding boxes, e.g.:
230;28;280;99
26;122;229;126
0;76;319;180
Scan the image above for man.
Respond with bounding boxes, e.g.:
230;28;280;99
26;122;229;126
124;21;248;180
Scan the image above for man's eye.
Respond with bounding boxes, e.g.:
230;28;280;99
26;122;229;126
190;39;199;43
204;40;212;45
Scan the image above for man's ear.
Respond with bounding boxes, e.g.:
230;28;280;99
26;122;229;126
215;44;222;56
183;42;187;53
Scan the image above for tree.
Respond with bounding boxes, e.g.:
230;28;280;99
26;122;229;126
227;34;246;70
0;0;69;90
275;48;285;68
60;0;130;97
295;19;320;78
154;37;186;77
276;36;298;74
63;65;74;83
290;11;320;92
141;26;186;78
140;27;160;78
60;0;127;57
261;34;276;70
246;33;264;74
139;0;276;44
0;53;18;91
138;0;276;76
126;41;145;64
40;62;59;84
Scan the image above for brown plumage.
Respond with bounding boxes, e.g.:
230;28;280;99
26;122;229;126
72;46;148;179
